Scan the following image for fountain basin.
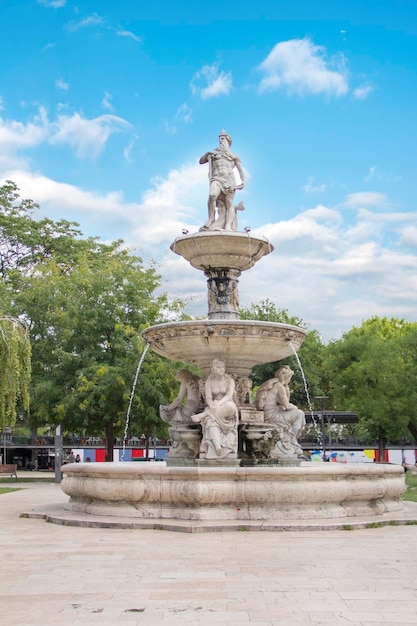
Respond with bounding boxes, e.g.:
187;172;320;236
170;231;273;271
142;320;307;377
61;462;405;522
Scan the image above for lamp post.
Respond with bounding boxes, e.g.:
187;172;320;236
2;427;12;464
55;424;62;483
314;396;329;461
152;427;157;461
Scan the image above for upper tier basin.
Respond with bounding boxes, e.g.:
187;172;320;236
142;319;307;377
170;231;274;271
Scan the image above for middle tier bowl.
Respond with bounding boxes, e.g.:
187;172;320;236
142;320;307;377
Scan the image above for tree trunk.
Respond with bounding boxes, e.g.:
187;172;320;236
407;421;417;444
145;435;150;460
105;419;115;462
377;435;387;463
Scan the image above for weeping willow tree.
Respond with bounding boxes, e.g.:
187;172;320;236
0;317;31;430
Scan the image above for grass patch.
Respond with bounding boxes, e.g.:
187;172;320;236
402;471;417;502
0;487;21;495
0;477;54;484
365;522;384;529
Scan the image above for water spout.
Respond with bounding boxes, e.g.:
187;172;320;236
245;228;253;268
121;342;150;460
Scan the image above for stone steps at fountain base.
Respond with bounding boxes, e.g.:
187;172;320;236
20;501;417;533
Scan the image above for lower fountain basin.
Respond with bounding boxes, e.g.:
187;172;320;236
142;320;307;377
61;462;405;522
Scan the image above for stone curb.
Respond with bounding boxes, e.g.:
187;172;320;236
21;500;417;533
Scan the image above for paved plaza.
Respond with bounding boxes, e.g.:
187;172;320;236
2;478;417;625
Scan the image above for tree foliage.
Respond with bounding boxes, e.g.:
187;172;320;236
0;180;85;279
324;316;417;458
0;317;31;430
1;181;185;459
239;299;326;409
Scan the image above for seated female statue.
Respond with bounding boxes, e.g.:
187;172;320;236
192;359;238;459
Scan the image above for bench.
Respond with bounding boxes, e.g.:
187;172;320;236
0;464;17;481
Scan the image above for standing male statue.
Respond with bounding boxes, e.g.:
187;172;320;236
199;130;246;231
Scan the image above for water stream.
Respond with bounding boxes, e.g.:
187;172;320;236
289;342;321;442
121;342;150;461
246;230;253;267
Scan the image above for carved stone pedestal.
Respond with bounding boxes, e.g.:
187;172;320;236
166;424;201;460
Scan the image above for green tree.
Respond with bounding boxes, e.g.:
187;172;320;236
0;317;31;430
1;181;185;460
16;248;184;460
325;317;417;460
392;327;417;443
0;180;85;279
239;299;326;409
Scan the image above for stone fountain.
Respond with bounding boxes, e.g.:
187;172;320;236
60;131;405;527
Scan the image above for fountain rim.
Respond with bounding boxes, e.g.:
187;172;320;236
169;230;275;272
141;319;308;375
142;318;308;335
61;461;403;479
171;230;274;245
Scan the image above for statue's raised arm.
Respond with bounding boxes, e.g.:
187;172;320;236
199;130;246;231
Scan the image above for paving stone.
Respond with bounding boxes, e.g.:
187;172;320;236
2;481;417;625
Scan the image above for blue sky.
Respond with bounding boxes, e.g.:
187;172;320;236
1;0;416;342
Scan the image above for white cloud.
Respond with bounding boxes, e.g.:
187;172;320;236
258;38;349;97
0;108;131;160
55;78;69;91
190;64;233;100
164;104;193;135
364;165;377;182
353;84;373;100
175;103;192;125
304;176;326;193
38;0;66;7
123;134;139;163
400;226;417;249
331;241;381;276
253;207;341;257
116;30;142;43
364;165;401;185
50;112;131;158
4;171;125;213
343;191;388;209
0;108;50;150
355;209;416;224
237;196;417;341
136;165;207;242
1;162;207;249
101;92;114;112
66;13;104;32
164;120;177;135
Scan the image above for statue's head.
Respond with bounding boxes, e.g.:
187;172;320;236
274;365;294;382
219;129;232;146
211;358;226;375
176;368;200;384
